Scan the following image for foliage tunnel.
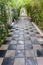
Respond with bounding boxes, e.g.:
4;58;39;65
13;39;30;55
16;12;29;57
0;0;43;44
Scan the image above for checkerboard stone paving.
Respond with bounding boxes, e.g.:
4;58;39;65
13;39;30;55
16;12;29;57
0;18;43;65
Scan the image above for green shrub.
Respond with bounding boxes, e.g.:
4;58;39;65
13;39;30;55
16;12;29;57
12;7;21;21
0;21;8;44
0;2;8;24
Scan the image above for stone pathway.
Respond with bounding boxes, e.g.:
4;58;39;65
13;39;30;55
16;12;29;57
0;17;43;65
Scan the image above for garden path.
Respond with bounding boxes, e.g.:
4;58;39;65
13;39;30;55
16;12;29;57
0;17;43;65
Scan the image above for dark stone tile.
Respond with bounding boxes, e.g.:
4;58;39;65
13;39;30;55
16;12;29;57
26;57;37;65
29;27;32;29
16;50;24;57
12;37;18;41
26;32;29;34
3;40;10;44
25;29;28;30
41;44;43;46
25;37;31;40
10;30;14;32
14;32;19;35
25;44;33;50
7;34;12;37
15;28;19;30
2;57;14;65
31;40;39;44
40;36;43;38
0;50;6;57
30;34;36;37
35;32;40;34
30;30;33;32
41;44;43;49
12;27;15;29
37;50;41;57
8;44;16;50
37;50;43;57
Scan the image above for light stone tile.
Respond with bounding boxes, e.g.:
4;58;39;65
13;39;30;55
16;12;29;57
36;35;41;38
19;37;24;40
33;44;41;50
29;32;35;34
24;34;30;37
13;35;19;37
31;37;37;40
25;50;34;57
10;41;17;44
17;45;24;49
37;39;43;44
6;37;12;40
5;50;16;57
0;58;3;65
25;40;31;44
14;58;25;65
37;57;43;65
0;45;8;50
8;31;11;34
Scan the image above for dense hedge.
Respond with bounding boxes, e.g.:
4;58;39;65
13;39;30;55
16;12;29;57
0;0;21;44
0;0;13;44
0;1;8;44
25;0;43;30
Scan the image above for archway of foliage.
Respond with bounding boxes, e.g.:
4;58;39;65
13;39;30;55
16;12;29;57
10;0;30;20
0;0;43;44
